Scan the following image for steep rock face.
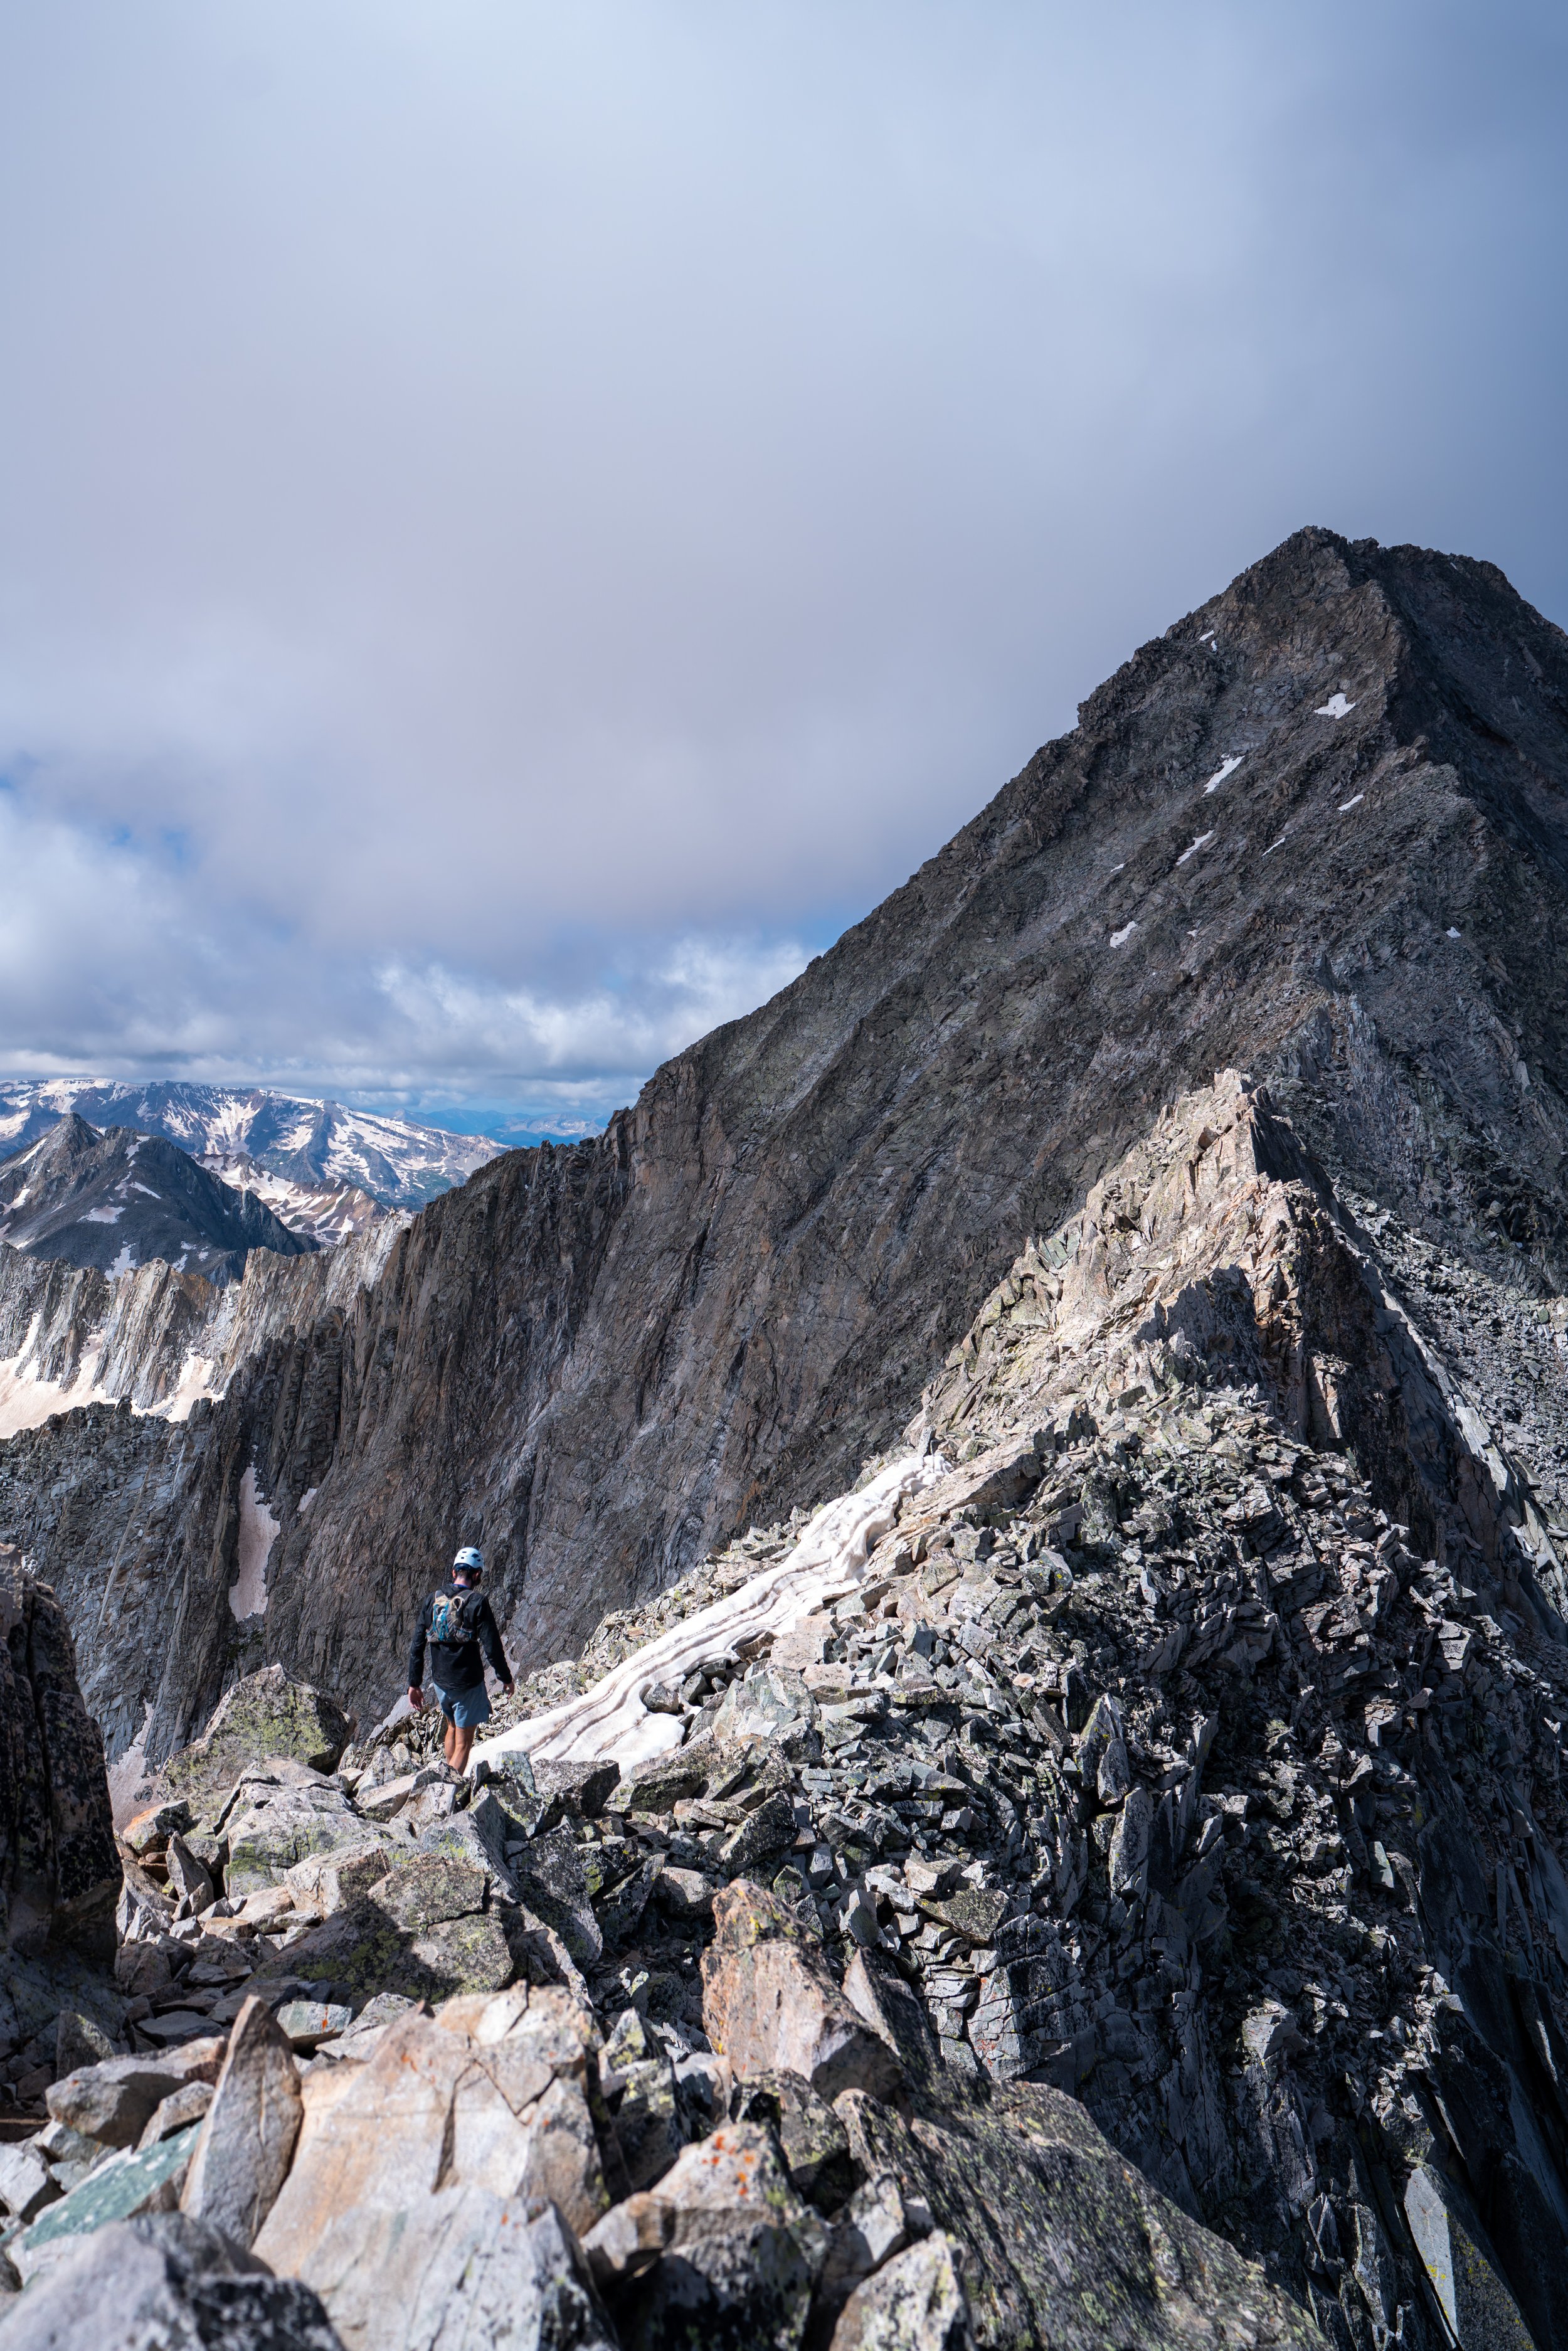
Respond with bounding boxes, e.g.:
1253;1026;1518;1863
0;1117;315;1286
0;1208;406;1437
0;1546;120;1959
9;527;1568;1766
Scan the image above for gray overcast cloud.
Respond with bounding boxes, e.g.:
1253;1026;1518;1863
1;3;1565;1130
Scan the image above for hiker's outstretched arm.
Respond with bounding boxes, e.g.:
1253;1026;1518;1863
479;1598;513;1689
406;1603;428;1694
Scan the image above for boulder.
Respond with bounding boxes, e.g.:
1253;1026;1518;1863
10;2121;204;2282
611;2121;828;2351
0;2210;344;2351
116;1857;175;1945
156;1667;354;1816
251;1855;516;2006
253;1993;608;2277
829;2232;970;2351
531;1756;620;1820
507;1825;603;1970
729;2069;855;2210
655;1866;718;1922
181;1993;304;2246
582;2190;677;2290
55;2007;115;2076
0;1548;120;1960
138;2080;216;2148
817;2172;914;2313
598;2007;686;2193
47;2041;228;2148
283;1835;400;1914
712;1667;820;1746
701;1881;904;2103
224;1781;366;1897
120;1798;193;1857
830;2076;1322;2350
0;2140;58;2224
289;2188;613;2351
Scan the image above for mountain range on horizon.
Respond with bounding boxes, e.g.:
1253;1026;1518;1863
0;1079;503;1211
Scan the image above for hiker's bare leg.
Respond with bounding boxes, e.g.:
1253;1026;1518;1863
449;1722;476;1775
442;1715;459;1768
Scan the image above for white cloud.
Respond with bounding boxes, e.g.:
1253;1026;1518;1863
0;1;1563;1117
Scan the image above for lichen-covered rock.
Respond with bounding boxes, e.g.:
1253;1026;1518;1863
728;2069;854;2211
250;1854;515;2005
834;2081;1322;2351
0;1547;120;1960
612;2122;829;2351
156;1668;354;1817
223;1776;364;1896
829;2234;970;2351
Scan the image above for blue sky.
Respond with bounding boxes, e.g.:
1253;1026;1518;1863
1;2;1565;1136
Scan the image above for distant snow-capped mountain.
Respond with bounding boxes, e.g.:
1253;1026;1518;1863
0;1081;500;1209
199;1149;392;1249
0;1115;316;1284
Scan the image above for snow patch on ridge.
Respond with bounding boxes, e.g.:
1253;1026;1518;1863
107;1703;154;1828
231;1466;278;1619
0;1312;115;1438
472;1452;947;1775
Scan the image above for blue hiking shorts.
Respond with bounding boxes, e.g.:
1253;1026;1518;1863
435;1684;492;1731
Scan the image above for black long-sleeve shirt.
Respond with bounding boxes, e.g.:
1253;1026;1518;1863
407;1583;511;1697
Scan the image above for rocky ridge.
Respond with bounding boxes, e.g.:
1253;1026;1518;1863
8;529;1568;1784
6;1073;1568;2344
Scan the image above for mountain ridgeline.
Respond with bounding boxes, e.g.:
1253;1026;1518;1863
8;524;1568;2348
6;526;1568;1759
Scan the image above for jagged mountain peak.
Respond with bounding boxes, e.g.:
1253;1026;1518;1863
0;1117;316;1287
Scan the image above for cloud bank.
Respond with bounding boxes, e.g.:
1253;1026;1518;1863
1;2;1564;1125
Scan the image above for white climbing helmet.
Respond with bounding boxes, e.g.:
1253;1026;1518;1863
452;1546;484;1577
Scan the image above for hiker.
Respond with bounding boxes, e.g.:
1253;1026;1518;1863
406;1544;515;1773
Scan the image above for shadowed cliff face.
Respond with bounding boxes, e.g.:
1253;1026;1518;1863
8;526;1568;1763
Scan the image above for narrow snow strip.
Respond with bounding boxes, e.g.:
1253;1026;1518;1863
1263;835;1288;856
1109;920;1138;948
1203;756;1241;794
162;1351;217;1423
83;1205;124;1224
230;1466;278;1620
1315;692;1356;718
1446;928;1461;939
471;1452;948;1775
1175;831;1215;868
1338;793;1365;812
107;1704;154;1828
1198;629;1216;645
